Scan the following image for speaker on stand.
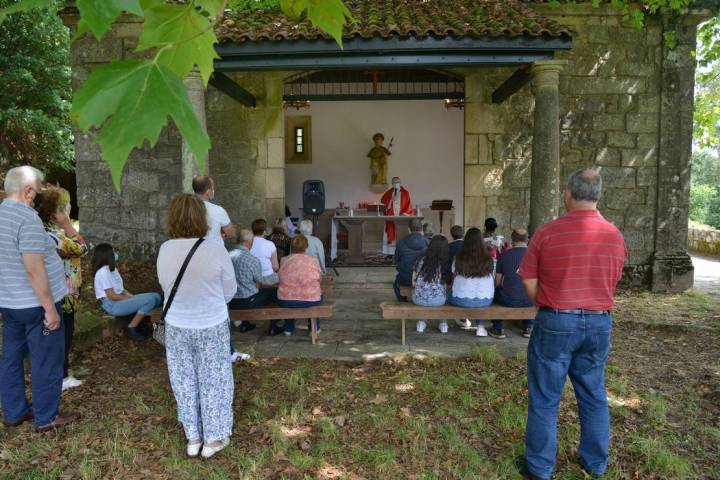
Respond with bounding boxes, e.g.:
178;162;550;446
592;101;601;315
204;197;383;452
301;180;338;276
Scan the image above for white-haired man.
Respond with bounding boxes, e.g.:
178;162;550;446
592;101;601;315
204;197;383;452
298;219;326;274
0;166;79;432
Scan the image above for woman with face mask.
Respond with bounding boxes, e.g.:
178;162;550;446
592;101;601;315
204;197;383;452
92;243;162;341
36;187;88;391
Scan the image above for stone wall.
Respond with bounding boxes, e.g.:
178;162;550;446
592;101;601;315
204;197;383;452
462;5;675;286
63;14;183;259
688;225;720;255
206;72;288;229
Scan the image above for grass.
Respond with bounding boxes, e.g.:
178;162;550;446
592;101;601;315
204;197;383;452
0;291;719;479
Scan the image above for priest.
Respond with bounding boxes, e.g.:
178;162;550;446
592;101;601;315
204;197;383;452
380;177;414;254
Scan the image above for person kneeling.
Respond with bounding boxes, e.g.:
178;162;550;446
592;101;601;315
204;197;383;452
93;243;162;341
411;236;451;333
448;228;495;337
277;235;323;336
228;229;280;335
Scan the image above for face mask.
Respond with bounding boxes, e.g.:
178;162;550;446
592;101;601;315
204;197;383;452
208;189;215;201
393;183;400;191
114;252;119;262
32;191;44;211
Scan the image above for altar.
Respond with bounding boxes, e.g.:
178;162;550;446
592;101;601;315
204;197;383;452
330;214;424;263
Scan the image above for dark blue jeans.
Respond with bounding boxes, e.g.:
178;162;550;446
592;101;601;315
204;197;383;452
525;309;613;479
0;303;65;426
278;298;323;332
393;276;410;302
493;289;533;331
229;288;281;332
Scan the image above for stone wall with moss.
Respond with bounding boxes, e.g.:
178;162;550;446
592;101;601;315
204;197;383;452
206;72;288;229
63;14;183;259
688;226;720;256
462;5;669;282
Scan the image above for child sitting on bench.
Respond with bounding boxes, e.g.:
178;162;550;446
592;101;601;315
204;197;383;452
92;243;162;341
411;235;452;333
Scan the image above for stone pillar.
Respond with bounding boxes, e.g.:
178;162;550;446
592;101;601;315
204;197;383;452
528;60;567;234
651;17;699;292
182;69;208;193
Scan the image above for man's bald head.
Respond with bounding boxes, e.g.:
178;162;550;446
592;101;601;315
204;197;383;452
511;228;528;244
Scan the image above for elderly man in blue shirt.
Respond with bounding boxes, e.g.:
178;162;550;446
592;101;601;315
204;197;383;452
0;166;79;432
228;229;282;336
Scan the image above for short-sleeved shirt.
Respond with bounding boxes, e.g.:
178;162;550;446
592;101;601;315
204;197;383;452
278;254;322;302
204;200;231;245
94;266;124;299
496;246;531;304
518;209;627;311
448;239;464;260
229;245;263;299
0;199;67;309
250;236;277;277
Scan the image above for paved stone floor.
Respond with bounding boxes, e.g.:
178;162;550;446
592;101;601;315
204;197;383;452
231;267;530;361
690;253;720;296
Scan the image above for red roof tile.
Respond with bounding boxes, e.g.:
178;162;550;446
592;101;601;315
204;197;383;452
216;0;572;43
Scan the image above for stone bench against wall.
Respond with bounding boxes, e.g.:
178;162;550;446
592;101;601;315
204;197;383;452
688;225;720;256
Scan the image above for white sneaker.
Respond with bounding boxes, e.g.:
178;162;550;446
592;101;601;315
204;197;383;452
284;331;292;336
186;441;202;457
62;376;83;391
457;319;473;330
201;437;230;458
439;321;448;333
230;352;251;363
416;320;426;333
476;325;488;337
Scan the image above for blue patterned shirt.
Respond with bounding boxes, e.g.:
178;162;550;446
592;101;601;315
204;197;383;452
229;245;263;299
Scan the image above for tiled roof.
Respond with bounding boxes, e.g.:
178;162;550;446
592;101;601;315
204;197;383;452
216;0;572;43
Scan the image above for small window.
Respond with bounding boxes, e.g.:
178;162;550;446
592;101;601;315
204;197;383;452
295;127;304;154
285;116;312;164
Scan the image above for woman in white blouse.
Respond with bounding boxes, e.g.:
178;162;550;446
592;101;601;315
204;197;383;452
156;194;237;459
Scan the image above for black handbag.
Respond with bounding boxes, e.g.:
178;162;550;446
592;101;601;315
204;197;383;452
153;238;205;346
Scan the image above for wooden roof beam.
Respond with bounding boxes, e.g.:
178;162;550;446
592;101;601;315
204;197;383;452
491;65;532;104
209;72;256;107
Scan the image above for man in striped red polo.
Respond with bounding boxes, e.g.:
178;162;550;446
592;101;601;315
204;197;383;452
518;169;627;480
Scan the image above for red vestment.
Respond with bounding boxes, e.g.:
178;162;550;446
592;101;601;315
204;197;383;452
380;186;413;244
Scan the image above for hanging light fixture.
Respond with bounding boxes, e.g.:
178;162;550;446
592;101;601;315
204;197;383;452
283;100;311;110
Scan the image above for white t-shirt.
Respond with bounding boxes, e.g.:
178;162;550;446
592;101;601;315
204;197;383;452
204;200;231;245
451;260;494;299
250;236;277;277
94;266;124;299
157;239;237;329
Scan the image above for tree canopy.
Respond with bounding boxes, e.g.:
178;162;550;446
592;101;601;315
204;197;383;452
0;0;73;178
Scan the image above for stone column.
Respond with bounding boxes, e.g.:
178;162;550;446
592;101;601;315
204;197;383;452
651;17;699;292
528;60;567;234
182;69;208;193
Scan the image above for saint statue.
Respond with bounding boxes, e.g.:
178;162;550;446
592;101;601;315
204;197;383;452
367;132;391;187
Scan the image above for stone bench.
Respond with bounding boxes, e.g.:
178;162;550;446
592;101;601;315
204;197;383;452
150;302;335;345
380;301;537;345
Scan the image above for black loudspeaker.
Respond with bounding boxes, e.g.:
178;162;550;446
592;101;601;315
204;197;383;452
302;180;325;215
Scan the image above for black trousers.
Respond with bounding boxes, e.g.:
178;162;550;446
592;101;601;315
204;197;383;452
63;309;74;378
228;287;277;310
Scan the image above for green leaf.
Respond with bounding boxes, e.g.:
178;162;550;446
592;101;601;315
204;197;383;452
196;0;225;17
279;0;305;17
137;3;219;85
279;0;351;46
0;0;53;24
76;0;143;40
71;60;210;190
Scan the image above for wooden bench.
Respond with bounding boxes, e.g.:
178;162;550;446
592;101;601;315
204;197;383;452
150;302;335;345
381;301;537;345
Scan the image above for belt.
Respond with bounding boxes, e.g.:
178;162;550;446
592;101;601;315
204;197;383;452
539;307;608;315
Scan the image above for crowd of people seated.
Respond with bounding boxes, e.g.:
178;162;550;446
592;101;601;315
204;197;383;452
0;166;626;479
393;216;534;338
